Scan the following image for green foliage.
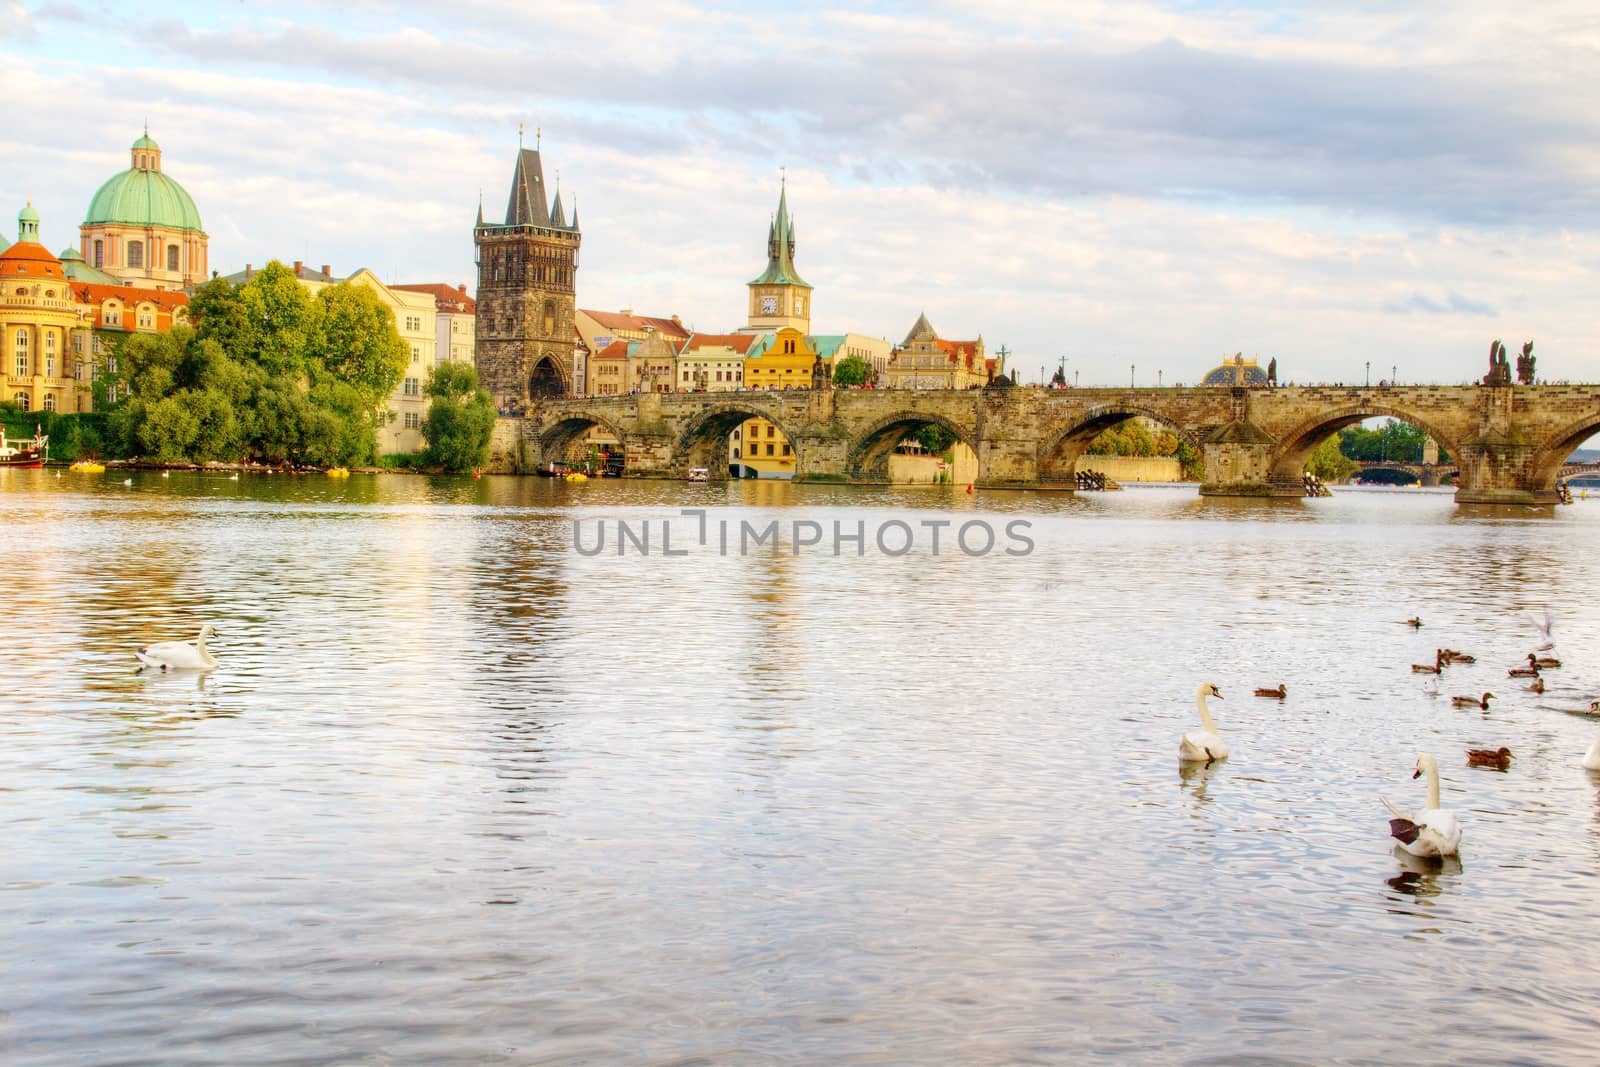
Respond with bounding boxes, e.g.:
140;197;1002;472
1176;440;1204;481
1337;419;1443;463
421;362;496;472
915;423;959;456
104;261;408;466
1086;420;1159;457
832;355;869;387
1308;435;1359;481
0;410;106;463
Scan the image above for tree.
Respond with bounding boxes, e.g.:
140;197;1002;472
915;423;958;455
1309;434;1359;481
422;362;496;472
832;355;869;386
315;282;408;406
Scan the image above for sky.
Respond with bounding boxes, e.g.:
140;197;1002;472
3;0;1599;388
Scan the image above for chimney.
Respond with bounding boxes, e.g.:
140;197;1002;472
458;283;467;294
245;264;253;280
321;265;331;278
620;308;632;316
293;260;304;277
671;314;681;326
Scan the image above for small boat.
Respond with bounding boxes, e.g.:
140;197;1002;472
687;467;710;483
0;429;48;468
564;472;588;483
326;467;350;478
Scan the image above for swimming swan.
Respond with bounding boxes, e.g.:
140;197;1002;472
135;624;218;672
1383;753;1462;858
1178;682;1228;763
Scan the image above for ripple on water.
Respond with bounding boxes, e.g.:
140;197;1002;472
4;475;1600;1064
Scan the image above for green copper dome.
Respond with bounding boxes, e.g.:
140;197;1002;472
84;135;204;233
19;202;39;224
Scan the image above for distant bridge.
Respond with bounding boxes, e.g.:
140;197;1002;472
1352;460;1459;485
487;383;1600;506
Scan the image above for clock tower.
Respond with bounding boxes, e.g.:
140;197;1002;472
743;179;812;334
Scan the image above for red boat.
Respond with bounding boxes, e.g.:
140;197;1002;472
0;428;48;468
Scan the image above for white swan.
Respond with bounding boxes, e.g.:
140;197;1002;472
1178;682;1228;763
135;624;219;672
1383;753;1461;858
1584;736;1600;772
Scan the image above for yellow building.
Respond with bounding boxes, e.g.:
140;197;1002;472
80;129;208;290
885;313;992;390
2;205;88;415
221;261;436;453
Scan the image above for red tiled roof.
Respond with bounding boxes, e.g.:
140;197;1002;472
593;340;631;360
937;338;980;367
392;282;476;314
581;308;689;338
681;332;759;355
74;282;190;312
0;241;65;279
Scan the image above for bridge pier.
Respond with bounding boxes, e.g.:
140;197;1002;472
1453;441;1559;505
1197;426;1285;497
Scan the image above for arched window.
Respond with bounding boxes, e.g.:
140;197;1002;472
127;241;144;269
14;392;28;411
543;300;555;335
167;245;180;272
93;240;104;267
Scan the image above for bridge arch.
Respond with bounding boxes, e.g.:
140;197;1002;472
538;412;631;470
1529;410;1600;493
674;401;802;479
846;410;977;482
1268;404;1463;485
1037;405;1199;484
528;355;567;399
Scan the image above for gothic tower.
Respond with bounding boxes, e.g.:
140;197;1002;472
474;140;581;409
743;179;812;334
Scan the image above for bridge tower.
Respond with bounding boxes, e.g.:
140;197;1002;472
742;177;812;335
474;136;581;410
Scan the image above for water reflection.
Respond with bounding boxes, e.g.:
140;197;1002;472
6;477;1600;1064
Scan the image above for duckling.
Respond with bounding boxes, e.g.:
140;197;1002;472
1441;649;1475;664
1508;664;1541;679
1529;653;1561;670
1412;661;1441;675
1527;677;1545;694
1451;692;1494;710
1466;746;1514;770
1254;684;1287;699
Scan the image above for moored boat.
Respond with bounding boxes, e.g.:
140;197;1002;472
0;429;48;468
687;467;710;482
69;459;105;473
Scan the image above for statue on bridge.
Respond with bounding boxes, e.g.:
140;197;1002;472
1484;339;1512;386
1516;340;1536;385
1267;357;1277;385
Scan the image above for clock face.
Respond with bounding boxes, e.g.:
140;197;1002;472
761;296;778;315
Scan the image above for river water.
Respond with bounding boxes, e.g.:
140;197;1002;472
4;470;1600;1065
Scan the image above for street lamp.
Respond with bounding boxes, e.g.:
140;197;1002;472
1075;369;1080;388
1130;364;1136;388
1365;361;1370;387
1392;364;1397;386
1158;369;1163;387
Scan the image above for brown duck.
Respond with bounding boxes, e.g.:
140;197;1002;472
1441;649;1475;664
1527;677;1545;694
1528;653;1561;670
1466;747;1514;770
1413;650;1445;675
1254;684;1286;699
1451;692;1495;710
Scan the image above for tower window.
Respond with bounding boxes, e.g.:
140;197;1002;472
167;245;180;272
93;240;104;268
127;241;144;269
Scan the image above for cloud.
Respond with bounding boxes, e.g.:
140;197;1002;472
34;2;86;22
1382;291;1498;317
3;2;35;39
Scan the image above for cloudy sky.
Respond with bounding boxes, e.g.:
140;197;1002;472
4;0;1598;387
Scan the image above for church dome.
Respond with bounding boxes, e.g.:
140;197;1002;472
83;132;204;232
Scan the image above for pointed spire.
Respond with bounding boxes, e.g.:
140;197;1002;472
570;195;579;231
748;177;810;290
550;174;567;228
476;190;484;227
504;144;551;227
904;311;937;346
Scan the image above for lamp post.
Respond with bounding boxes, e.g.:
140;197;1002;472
1365;360;1370;387
1392;364;1397;386
1158;369;1163;388
1039;365;1045;388
1075;369;1080;388
1130;364;1136;388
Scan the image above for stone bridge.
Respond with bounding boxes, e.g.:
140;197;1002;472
1352;460;1459;486
486;383;1600;505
